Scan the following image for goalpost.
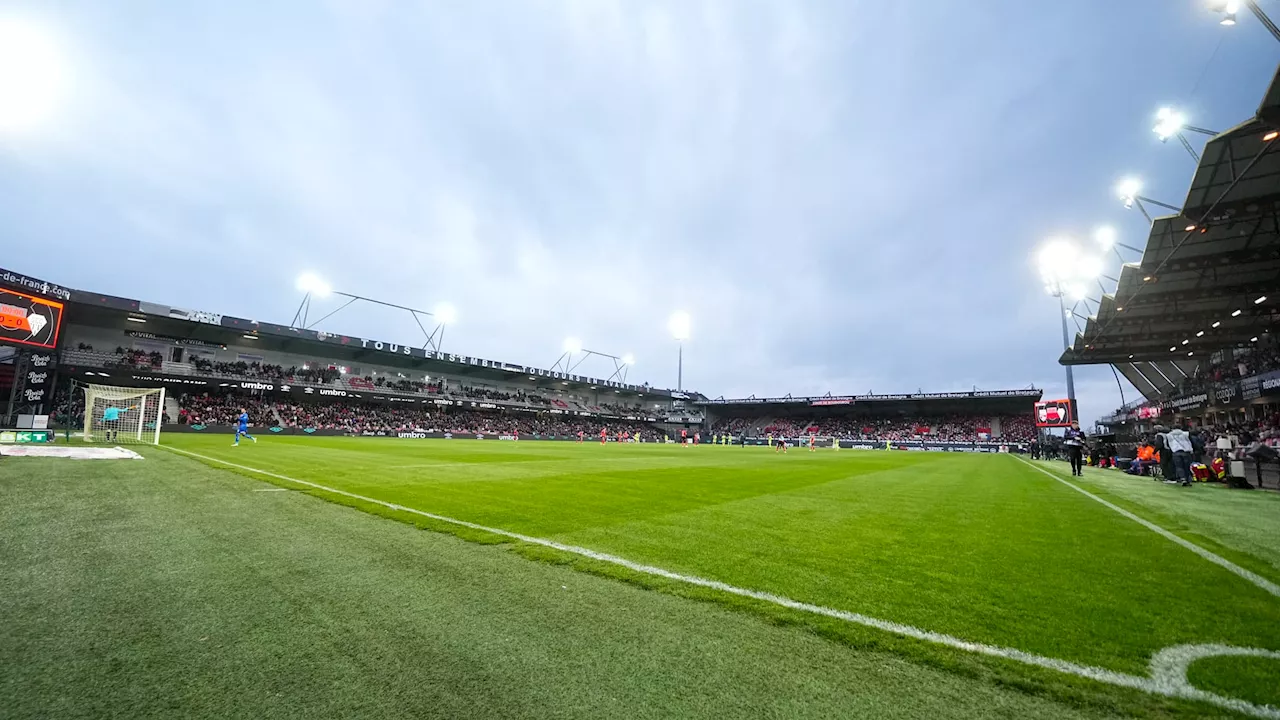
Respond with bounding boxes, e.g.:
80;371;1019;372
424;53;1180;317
81;383;165;445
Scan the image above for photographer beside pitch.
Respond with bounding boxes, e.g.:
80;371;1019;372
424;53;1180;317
1062;421;1086;476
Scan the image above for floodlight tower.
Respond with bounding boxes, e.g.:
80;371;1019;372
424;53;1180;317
288;273;454;352
1152;107;1218;162
292;273;332;328
1036;239;1105;410
668;311;691;391
1115;178;1181;225
1209;0;1280;43
430;303;456;353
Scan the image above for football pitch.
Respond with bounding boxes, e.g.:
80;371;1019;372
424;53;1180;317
3;437;1279;718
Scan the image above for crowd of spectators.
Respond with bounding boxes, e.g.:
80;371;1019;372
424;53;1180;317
1127;340;1280;413
113;348;164;369
712;414;1036;443
176;392;655;437
177;393;275;426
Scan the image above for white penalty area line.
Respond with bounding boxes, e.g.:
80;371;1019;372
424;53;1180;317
1013;455;1280;599
165;446;1280;719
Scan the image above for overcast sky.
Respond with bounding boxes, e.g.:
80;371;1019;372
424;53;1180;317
1;0;1276;422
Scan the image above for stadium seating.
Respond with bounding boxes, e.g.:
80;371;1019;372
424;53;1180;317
714;414;1036;443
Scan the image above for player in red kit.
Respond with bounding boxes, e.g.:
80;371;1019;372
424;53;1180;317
600;428;608;445
680;428;688;447
809;434;816;452
577;430;584;443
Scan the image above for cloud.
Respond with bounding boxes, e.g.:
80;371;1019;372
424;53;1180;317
0;0;1270;424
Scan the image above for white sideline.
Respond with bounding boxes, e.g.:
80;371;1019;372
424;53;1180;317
1014;456;1280;599
165;446;1280;719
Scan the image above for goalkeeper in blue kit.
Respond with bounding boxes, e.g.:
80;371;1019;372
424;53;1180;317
101;404;135;443
234;408;257;446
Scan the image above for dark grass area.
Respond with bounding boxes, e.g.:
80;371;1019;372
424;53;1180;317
1;451;1122;720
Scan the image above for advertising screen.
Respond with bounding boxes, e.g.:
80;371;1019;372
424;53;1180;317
1034;399;1074;428
0;288;64;350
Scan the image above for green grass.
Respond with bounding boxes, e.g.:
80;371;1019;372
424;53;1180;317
3;449;1110;720
3;436;1279;718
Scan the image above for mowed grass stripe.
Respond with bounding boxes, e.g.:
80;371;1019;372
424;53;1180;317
1035;460;1280;580
2;453;1123;720
1015;456;1280;598
163;435;1280;684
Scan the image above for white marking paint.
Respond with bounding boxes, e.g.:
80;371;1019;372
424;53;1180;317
253;488;289;492
165;446;1280;718
1015;456;1280;599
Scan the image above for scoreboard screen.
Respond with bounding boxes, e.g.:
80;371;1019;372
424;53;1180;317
1034;399;1074;428
0;288;63;350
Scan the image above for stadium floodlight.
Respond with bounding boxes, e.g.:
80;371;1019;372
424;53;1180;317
1209;0;1280;42
563;336;583;355
1116;178;1142;209
622;353;635;366
1035;236;1111;411
1114;177;1181;224
296;273;332;297
1153;108;1184;141
0;18;65;133
1152;107;1218;161
668;311;691;341
1094;226;1116;250
434;302;457;325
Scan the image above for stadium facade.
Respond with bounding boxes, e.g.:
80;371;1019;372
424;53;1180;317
1;265;1044;448
1060;64;1280;438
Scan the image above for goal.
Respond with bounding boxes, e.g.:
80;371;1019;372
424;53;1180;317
81;383;165;445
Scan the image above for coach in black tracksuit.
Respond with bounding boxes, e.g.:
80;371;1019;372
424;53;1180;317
1063;422;1086;477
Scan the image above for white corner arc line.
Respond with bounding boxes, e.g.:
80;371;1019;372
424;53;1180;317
1014;456;1280;599
165;446;1280;719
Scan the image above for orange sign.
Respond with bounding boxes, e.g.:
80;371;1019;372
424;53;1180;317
0;288;63;350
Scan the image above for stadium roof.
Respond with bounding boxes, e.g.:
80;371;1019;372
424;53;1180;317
1058;64;1280;399
0;265;678;398
700;389;1042;415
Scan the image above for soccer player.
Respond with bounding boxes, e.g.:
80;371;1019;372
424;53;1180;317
100;403;136;443
600;427;608;445
774;438;788;453
577;430;584;443
694;432;700;445
233;408;257;446
809;434;816;452
680;428;688;447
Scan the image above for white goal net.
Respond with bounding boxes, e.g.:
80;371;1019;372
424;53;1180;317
82;384;165;445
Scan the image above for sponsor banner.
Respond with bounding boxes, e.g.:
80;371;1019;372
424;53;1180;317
125;330;225;349
1243;370;1280;400
1213;381;1240;406
21;350;54;405
168;307;223;326
1164;392;1208;413
0;429;54;443
739;437;1018;452
1135;405;1161;419
0;288;64;350
0;267;73;302
709;389;1039;405
1034;399;1073;428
